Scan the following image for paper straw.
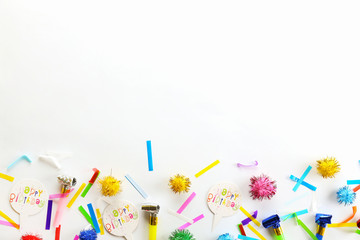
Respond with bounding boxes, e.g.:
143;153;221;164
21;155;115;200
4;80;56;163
241;210;258;225
53;197;67;227
356;229;360;235
49;189;74;200
247;224;266;240
87;203;100;233
147;140;153;171
341;206;357;223
81;168;100;198
328;223;357;227
67;183;86;208
347;180;360;185
237;161;258;168
78;206;94;228
295;215;317;240
7;155;32;170
0;210;20;229
195;160;220;178
125;174;148;199
238;223;246;236
0;173;14;182
168;209;194;223
353;184;360;192
177;192;196;214
45;200;53;230
281;209;308;221
240;207;261;227
289;175;316;191
293;165;312;192
74;235;79;240
0;220;18;228
55;225;61;240
238;235;258;240
178;214;204;230
96;208;105;235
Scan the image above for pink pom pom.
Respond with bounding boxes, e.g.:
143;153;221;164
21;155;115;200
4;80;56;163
249;174;277;200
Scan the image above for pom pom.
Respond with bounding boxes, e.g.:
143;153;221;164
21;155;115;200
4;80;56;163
337;186;356;205
249;174;277;200
21;234;42;240
169;229;195;240
217;233;236;240
316;157;340;178
98;175;121;197
79;229;97;240
169;174;191;194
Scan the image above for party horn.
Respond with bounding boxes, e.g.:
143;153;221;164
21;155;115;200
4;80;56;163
262;214;285;240
315;213;332;240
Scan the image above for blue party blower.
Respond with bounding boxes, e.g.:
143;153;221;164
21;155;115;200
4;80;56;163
315;213;332;240
262;214;285;240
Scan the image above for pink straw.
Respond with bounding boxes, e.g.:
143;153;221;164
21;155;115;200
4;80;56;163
178;214;204;230
177;192;196;214
0;220;18;228
49;189;74;200
74;235;79;240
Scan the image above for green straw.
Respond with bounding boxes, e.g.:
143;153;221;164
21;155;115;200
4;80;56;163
295;214;317;240
78;205;94;229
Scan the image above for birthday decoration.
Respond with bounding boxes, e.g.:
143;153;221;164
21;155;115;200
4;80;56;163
169;174;191;194
336;186;356;205
20;234;43;240
207;182;241;229
249;174;277;200
102;200;139;240
98;175;121;197
169;229;196;240
316;157;340;178
217;233;236;240
79;229;97;240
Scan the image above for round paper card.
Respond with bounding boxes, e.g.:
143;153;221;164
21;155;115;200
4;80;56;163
207;182;241;230
103;200;139;240
9;179;48;216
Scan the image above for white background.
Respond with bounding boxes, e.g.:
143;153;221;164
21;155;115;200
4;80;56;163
1;1;360;239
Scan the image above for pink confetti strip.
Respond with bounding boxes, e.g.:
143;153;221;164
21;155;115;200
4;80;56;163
237;161;258;167
74;235;79;240
0;220;18;228
178;214;204;230
177;192;196;214
49;189;74;200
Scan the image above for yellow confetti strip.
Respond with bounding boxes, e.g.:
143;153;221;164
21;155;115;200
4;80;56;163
0;210;20;229
328;223;357;227
67;183;86;208
247;224;267;240
0;173;14;182
240;206;261;227
195;160;220;178
96;208;105;235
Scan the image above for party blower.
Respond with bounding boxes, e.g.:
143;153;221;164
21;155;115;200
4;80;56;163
262;214;285;240
142;204;160;240
315;213;332;240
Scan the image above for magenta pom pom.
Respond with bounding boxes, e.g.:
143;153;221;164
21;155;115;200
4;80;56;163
249;174;277;200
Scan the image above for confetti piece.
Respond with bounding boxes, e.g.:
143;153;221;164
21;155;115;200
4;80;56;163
328;223;357;227
341;206;357;223
147;140;153;171
353;185;360;192
247;224;266;240
178;214;204;230
177;192;196;214
87;203;100;233
55;225;61;240
45;200;53;230
238;223;246;236
49;189;74;200
0;220;18;228
281;209;308;221
168;209;194;223
237;161;258;168
0;210;20;229
293;165;312;192
238;235;258;240
74;235;79;240
125;174;148;199
0;173;14;182
53;197;67;227
78;206;94;229
81;168;100;198
195;160;220;178
295;214;318;240
7;155;32;170
289;175;317;191
96;208;105;235
347;180;360;185
67;183;86;208
240;207;261;227
241;211;258;226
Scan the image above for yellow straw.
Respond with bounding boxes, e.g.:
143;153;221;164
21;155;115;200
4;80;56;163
247;224;267;240
0;173;14;182
0;210;20;229
328;223;357;227
240;206;261;227
67;183;86;208
195;160;220;178
96;208;105;235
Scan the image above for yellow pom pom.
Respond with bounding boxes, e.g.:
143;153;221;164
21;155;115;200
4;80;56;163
169;174;191;194
98;176;121;197
316;157;340;178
